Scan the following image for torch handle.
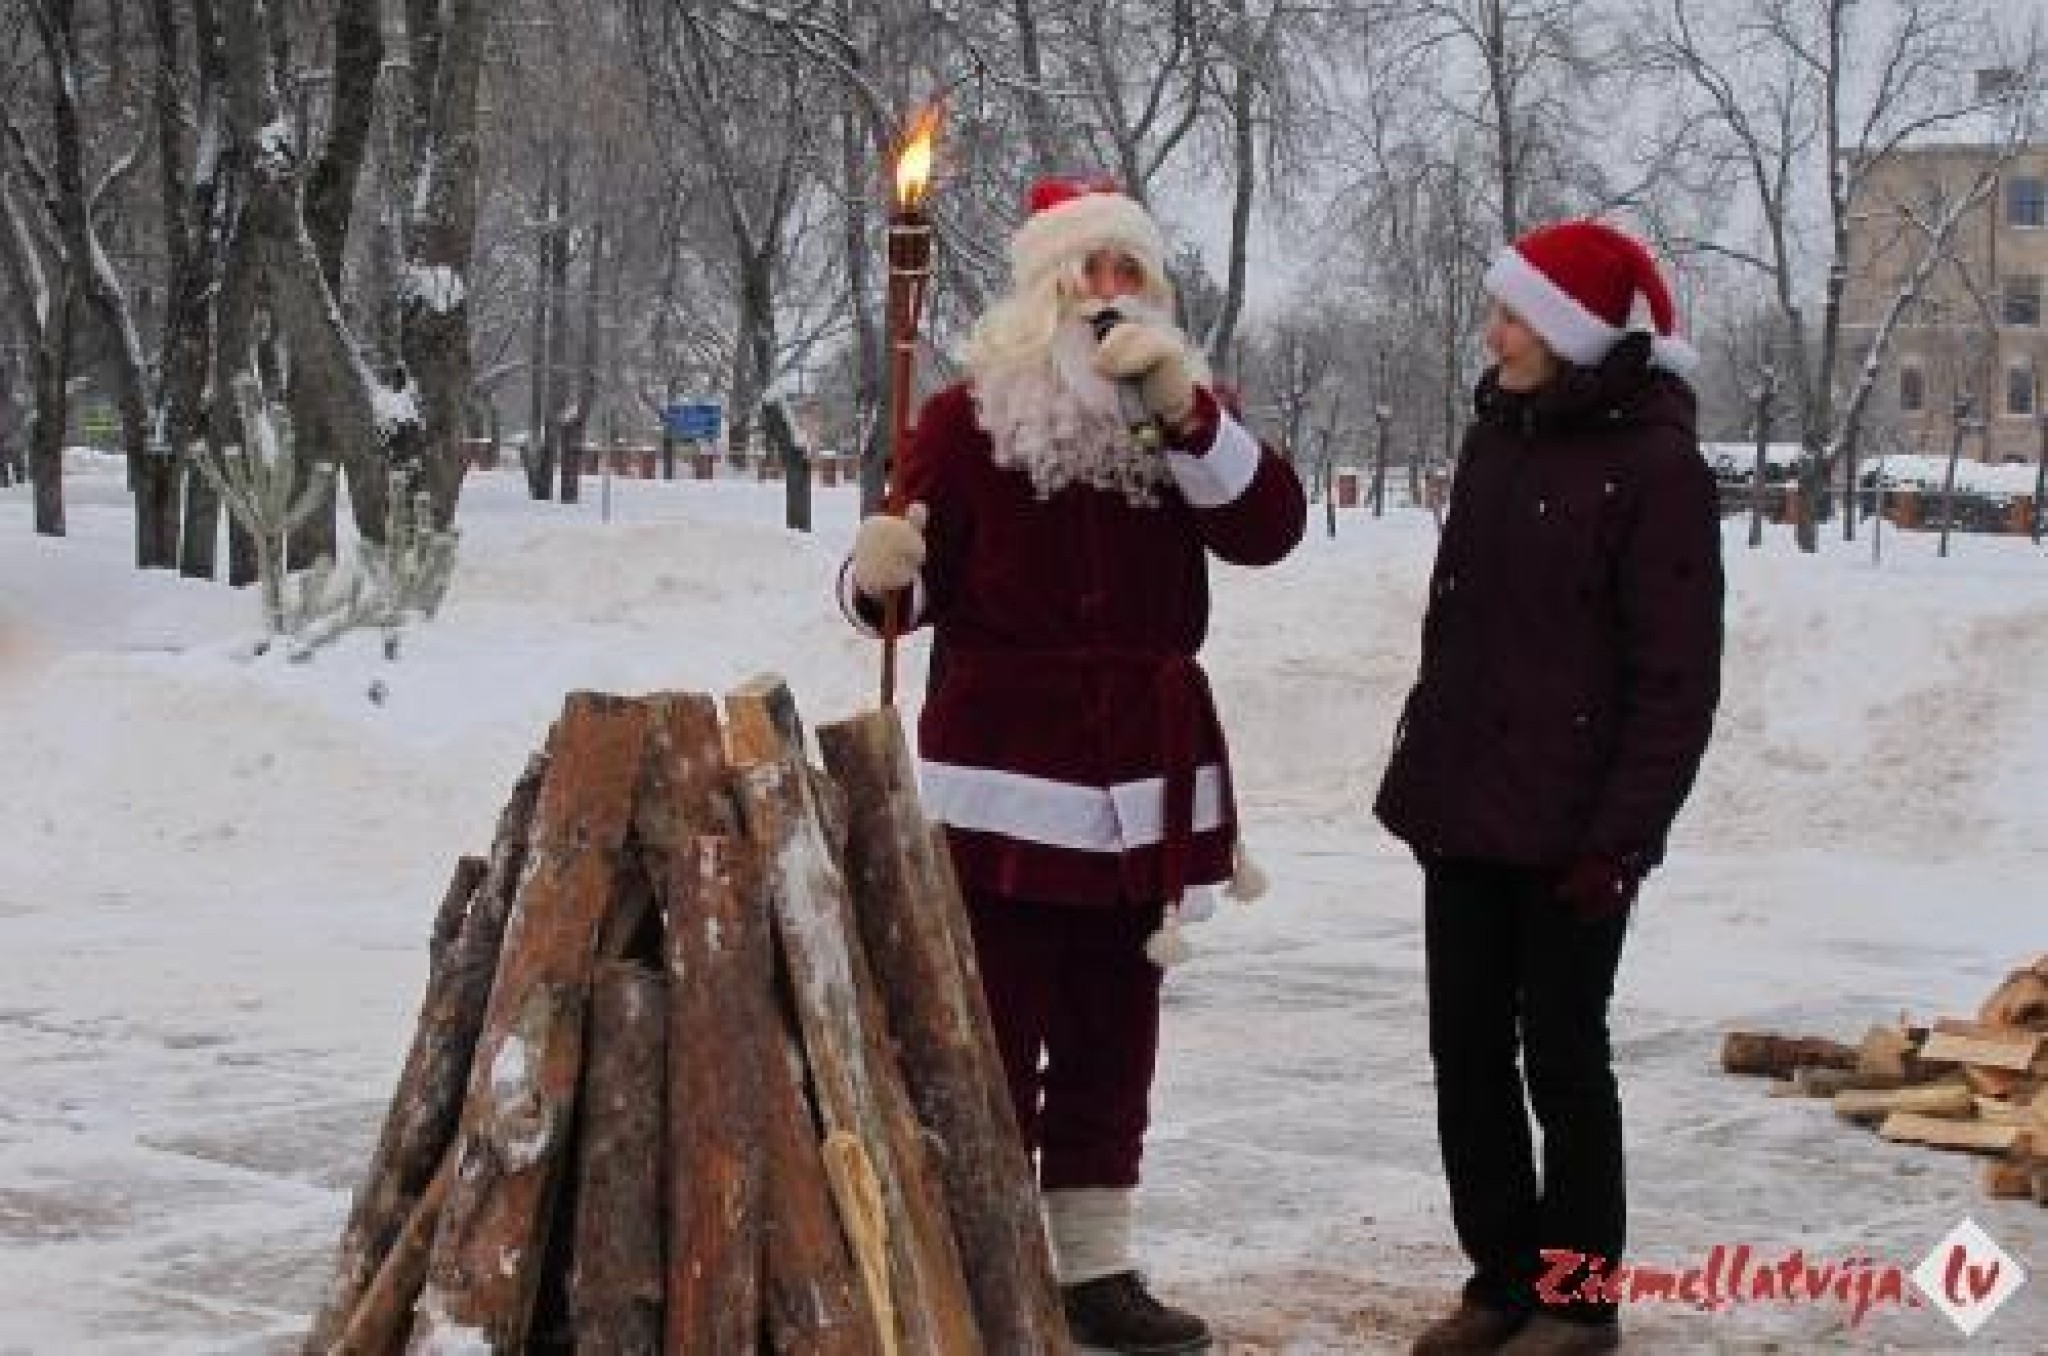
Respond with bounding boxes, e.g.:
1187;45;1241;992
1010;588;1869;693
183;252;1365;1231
880;592;901;707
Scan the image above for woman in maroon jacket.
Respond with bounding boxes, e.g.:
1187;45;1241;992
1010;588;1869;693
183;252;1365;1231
841;178;1304;1353
1378;221;1723;1356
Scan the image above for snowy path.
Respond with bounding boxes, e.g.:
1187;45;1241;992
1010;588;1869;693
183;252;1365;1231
2;469;2044;1352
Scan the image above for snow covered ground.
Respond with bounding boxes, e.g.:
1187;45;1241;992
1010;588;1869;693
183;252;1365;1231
1;459;2044;1353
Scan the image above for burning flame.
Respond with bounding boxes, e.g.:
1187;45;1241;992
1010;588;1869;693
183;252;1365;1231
893;104;942;210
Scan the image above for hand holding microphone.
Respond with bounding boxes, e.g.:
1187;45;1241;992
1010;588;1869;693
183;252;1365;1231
1088;308;1197;449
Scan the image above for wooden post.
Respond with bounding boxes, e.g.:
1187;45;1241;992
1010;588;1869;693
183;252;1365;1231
331;1149;458;1356
818;708;1070;1353
663;835;766;1354
725;675;982;1355
571;961;668;1354
305;755;548;1353
410;694;652;1352
760;998;884;1355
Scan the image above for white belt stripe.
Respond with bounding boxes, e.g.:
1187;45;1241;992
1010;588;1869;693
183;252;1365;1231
918;759;1229;852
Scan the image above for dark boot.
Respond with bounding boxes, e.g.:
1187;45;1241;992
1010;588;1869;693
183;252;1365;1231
1061;1271;1211;1354
1497;1315;1620;1354
1410;1299;1527;1355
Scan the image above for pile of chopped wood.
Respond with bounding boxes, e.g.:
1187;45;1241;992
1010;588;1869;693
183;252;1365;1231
301;679;1071;1355
1722;956;2048;1206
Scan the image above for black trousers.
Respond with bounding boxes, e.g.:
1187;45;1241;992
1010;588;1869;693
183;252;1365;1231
1423;857;1631;1326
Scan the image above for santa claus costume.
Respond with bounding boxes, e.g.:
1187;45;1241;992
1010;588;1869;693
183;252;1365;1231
840;177;1304;1352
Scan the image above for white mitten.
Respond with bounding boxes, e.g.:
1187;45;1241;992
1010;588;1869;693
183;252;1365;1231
1093;321;1197;426
850;502;928;597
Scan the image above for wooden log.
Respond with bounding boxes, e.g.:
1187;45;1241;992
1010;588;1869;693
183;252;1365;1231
1922;1022;2043;1071
1980;963;2048;1031
1721;1031;1857;1078
724;675;982;1356
759;992;882;1355
570;961;667;1356
1879;1112;2021;1154
632;692;741;870
1791;1066;1859;1098
307;754;549;1353
1983;1156;2036;1199
332;1149;457;1356
818;707;1070;1355
663;834;765;1355
410;693;653;1352
1834;1082;1976;1124
1852;1024;1922;1089
1965;1065;2034;1100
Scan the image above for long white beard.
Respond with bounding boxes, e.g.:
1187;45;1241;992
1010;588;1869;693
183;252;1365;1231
970;312;1176;507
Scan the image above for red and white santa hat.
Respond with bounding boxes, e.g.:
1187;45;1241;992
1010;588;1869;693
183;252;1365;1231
1483;219;1697;374
1009;175;1168;296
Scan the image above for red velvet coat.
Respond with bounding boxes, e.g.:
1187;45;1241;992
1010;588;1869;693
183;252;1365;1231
841;383;1306;906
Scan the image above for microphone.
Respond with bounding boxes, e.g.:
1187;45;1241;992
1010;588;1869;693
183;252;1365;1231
1087;307;1165;453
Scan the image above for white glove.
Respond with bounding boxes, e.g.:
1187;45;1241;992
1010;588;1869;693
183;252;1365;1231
850;502;928;596
1093;321;1197;426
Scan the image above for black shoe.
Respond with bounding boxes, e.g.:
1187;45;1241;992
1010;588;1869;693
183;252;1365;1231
1410;1299;1528;1354
1061;1270;1212;1354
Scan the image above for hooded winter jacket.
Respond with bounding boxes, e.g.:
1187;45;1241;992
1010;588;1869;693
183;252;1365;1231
1375;333;1724;870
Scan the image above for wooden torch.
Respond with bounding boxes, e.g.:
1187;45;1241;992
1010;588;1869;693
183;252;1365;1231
880;105;941;707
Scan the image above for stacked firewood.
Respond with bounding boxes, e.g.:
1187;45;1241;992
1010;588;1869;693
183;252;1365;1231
1722;956;2048;1206
301;679;1073;1354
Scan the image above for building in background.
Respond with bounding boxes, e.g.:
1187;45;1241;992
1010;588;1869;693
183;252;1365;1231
1841;70;2047;465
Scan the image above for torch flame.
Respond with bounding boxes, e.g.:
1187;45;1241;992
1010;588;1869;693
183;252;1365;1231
893;104;942;210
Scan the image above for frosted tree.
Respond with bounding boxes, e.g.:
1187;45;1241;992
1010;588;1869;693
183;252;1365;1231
198;372;335;637
1639;0;2042;551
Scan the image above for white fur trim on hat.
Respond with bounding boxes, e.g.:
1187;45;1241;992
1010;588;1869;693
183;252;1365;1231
1011;192;1166;292
1484;246;1620;367
1484;246;1698;375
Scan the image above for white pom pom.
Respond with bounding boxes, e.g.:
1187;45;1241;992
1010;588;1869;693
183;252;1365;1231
1224;838;1268;903
1144;907;1194;969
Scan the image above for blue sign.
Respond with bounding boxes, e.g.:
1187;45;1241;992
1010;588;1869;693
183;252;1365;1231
663;401;722;442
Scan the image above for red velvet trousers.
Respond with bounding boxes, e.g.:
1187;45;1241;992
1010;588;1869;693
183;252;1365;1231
964;892;1166;1189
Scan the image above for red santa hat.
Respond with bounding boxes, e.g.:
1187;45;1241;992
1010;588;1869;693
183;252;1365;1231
1009;175;1168;295
1483;219;1697;374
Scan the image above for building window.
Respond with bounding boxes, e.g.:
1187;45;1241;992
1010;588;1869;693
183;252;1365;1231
2010;176;2047;229
1900;365;1926;413
2008;365;2036;417
2004;275;2043;327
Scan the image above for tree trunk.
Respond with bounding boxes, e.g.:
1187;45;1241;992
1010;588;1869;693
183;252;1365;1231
572;961;667;1356
724;677;983;1356
661;835;764;1355
399;0;485;528
728;248;776;470
766;398;811;532
525;158;555;501
304;757;546;1352
559;216;605;503
817;709;1071;1354
410;695;652;1351
27;288;71;538
839;106;887;515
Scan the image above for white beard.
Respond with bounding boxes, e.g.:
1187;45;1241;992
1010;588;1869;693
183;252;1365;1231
970;311;1176;507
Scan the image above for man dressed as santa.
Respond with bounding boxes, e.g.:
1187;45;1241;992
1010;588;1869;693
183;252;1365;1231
840;177;1305;1353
